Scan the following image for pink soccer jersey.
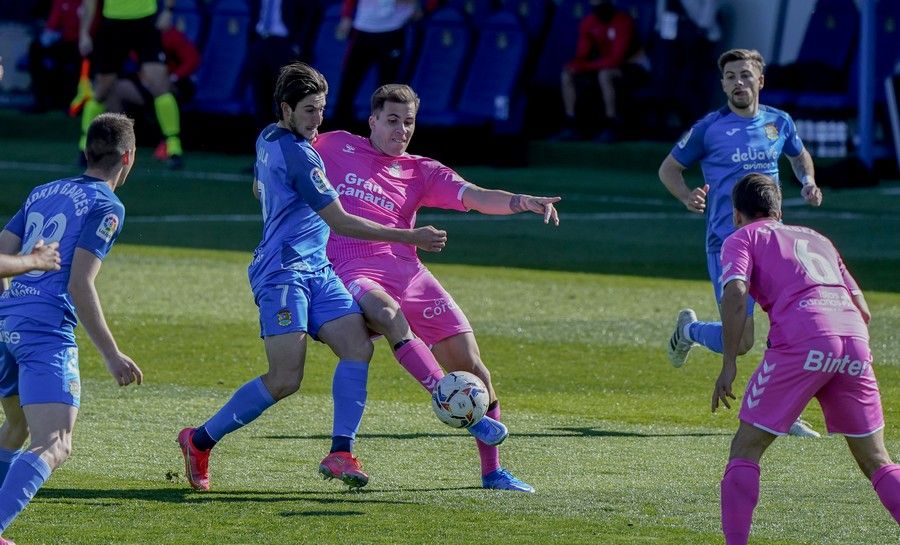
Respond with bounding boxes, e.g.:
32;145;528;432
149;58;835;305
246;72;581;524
314;130;470;263
720;219;867;348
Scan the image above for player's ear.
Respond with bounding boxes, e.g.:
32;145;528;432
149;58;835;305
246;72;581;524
279;101;292;121
758;73;765;89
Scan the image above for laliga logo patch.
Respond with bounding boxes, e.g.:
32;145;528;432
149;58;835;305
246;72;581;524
276;309;292;327
96;213;119;242
764;123;779;141
677;128;693;149
310;167;333;194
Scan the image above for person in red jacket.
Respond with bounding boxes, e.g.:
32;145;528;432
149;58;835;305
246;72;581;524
557;0;648;141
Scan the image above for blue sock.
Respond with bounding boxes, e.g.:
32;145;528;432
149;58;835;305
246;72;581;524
202;377;276;442
0;451;51;532
331;360;369;448
330;435;354;454
689;320;724;353
0;448;21;485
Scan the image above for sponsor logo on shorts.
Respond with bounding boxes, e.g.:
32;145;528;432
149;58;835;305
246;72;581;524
96;213;119;242
804;349;871;377
0;326;20;344
276;309;292;327
423;297;459;320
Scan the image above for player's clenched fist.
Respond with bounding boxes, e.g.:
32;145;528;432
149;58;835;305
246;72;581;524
411;225;447;252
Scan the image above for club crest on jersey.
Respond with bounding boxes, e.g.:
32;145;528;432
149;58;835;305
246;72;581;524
95;213;119;242
677;128;693;148
276;309;292;327
310;167;333;194
764;123;779;141
387;161;402;177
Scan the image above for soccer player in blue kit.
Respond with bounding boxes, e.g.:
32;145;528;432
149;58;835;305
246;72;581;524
0;113;143;545
178;62;447;491
658;49;824;437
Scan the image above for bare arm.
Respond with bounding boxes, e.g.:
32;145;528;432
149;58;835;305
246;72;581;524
659;154;708;214
851;292;872;325
786;148;822;206
69;248;142;386
0;231;61;278
712;279;748;412
317;200;447;252
461;185;560;226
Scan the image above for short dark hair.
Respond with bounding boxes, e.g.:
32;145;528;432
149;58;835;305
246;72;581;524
732;173;782;219
718;48;766;75
274;62;328;111
370;84;420;115
84;113;135;170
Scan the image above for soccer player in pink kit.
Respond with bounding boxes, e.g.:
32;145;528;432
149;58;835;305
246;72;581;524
315;84;560;492
712;173;899;543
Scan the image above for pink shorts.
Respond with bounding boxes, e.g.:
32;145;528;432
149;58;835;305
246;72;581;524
333;255;472;346
739;336;884;437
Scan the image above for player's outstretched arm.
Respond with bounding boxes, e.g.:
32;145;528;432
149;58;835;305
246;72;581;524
713;279;749;412
461;185;561;225
317;200;447;252
0;231;61;277
787;148;822;207
69;248;143;386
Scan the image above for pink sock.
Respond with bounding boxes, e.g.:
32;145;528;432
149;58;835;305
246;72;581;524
477;401;501;476
394;338;444;392
871;463;900;523
720;458;760;545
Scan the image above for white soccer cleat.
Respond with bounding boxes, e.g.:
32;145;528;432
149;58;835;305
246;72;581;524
667;308;698;368
788;418;821;438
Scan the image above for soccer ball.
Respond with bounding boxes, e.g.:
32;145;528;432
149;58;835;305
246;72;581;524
431;371;489;428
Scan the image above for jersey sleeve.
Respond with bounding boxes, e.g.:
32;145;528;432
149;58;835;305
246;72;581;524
77;198;125;260
419;160;469;211
670;117;710;167
287;144;339;212
781;112;804;157
3;209;25;238
720;229;752;288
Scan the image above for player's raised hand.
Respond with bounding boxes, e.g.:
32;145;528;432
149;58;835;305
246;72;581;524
105;351;144;387
711;362;737;412
685;184;709;214
28;240;62;272
801;183;823;207
411;225;447;252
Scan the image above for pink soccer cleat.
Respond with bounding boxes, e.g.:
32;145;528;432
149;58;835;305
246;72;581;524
0;536;17;545
319;451;369;490
178;427;211;491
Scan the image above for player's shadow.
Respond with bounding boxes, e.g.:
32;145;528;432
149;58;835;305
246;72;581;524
261;427;729;441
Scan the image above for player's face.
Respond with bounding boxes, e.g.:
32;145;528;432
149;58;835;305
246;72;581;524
282;93;326;141
721;60;764;110
368;101;417;157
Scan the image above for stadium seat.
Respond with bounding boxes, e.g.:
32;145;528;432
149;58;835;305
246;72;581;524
531;0;590;88
310;3;348;118
192;0;251;114
616;0;656;48
499;0;551;39
456;11;528;122
444;0;497;22
172;0;205;48
409;7;472;125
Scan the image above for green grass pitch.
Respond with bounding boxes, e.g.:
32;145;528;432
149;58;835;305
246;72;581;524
0;113;898;544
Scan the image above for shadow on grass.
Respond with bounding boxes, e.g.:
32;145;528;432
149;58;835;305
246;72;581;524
261;428;730;441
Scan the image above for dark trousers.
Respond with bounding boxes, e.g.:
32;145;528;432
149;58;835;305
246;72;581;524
333;27;406;127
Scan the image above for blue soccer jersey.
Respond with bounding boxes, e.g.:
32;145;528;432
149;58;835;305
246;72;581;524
0;175;125;328
671;105;804;253
248;124;339;291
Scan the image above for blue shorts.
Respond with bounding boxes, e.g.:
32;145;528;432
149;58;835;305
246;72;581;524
708;251;755;316
0;316;80;407
254;266;361;339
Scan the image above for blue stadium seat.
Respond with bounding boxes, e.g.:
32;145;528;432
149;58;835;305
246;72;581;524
311;3;348;118
192;0;251;114
444;0;497;22
172;0;205;48
409;7;472;125
499;0;551;39
456;11;528;122
616;0;655;48
795;0;859;71
532;0;589;87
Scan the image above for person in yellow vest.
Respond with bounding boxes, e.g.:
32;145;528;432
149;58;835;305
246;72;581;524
78;0;184;169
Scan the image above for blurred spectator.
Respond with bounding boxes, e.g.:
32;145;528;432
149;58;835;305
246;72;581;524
651;0;721;131
27;0;83;112
248;0;327;130
556;0;649;141
332;0;420;128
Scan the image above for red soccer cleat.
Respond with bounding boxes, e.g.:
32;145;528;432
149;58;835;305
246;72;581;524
319;451;369;490
178;427;210;491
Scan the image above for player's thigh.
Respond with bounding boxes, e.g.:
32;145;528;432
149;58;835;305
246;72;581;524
358;289;411;340
400;267;472;347
139;62;170;96
0;395;26;439
317;313;372;362
816;336;884;437
263;331;307;380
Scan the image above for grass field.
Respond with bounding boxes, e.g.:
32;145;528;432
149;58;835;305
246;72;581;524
0;111;898;544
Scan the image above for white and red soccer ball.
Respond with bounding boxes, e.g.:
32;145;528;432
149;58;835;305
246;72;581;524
431;371;489;428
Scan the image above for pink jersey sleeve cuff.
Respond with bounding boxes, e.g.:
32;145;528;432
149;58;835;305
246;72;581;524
721;274;748;287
